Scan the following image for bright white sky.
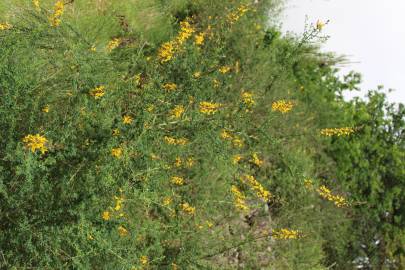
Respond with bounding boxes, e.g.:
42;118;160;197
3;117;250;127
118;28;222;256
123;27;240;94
281;0;405;104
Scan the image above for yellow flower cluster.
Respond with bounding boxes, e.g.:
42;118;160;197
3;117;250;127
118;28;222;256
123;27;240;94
171;176;185;186
140;255;149;265
49;1;64;27
163;83;177;91
111;147;123;158
118;225;128;237
272;228;300;240
169;105;185;119
33;0;40;11
241;91;255;108
316;19;325;31
218;66;231;74
320;127;355;137
42;105;50;113
107;38;121;52
164;136;188;145
102;191;125;222
180;202;195;215
220;130;244;148
195;32;205;46
271;100;294;113
89;85;105;99
317;185;348;207
241;175;272;202
158;19;195;63
123;115;134;124
0;22;12;30
249;152;263;167
158;41;175;63
227;5;249;24
199;101;222;115
174;157;195;168
231;185;249;211
22;134;48;154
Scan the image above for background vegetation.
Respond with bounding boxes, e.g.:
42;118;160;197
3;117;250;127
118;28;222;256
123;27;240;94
0;0;403;269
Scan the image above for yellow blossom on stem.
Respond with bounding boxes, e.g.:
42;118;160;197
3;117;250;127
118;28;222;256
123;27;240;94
89;85;105;99
169;105;185;119
232;155;243;165
49;1;64;27
163;196;172;206
220;130;233;140
163;83;177;91
111;147;123;158
42;105;50;113
231;185;249;211
317;185;348;207
241;91;255;108
193;71;202;78
316;19;325;31
171;176;185;186
241;175;272;202
0;22;12;31
320;127;355;137
195;32;205;46
212;79;220;88
106;38;121;52
102;211;110;221
164;136;188;145
199;101;222;115
158;41;175;63
271;100;294;113
32;0;40;11
250;152;263;167
180;202;195;215
123;115;133;124
117;225;128;237
140;256;149;265
272;228;300;239
219;66;231;74
22;134;48;154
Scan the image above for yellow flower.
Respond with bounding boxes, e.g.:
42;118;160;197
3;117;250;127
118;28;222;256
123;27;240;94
49;1;64;27
107;38;121;52
123;115;133;124
304;179;313;189
241;91;255;108
158;41;175;63
185;157;195;168
163;83;177;91
212;79;220;88
42;105;50;113
249;153;263;167
316;19;325;31
111;147;123;158
272;228;300;239
320;127;355;137
140;256;149;265
176;20;195;45
193;71;202;78
171;176;185;186
271;100;294;113
220;130;233;140
231;185;249;211
89;85;105;99
32;0;40;11
90;45;97;52
219;66;231;74
163;196;172;206
199;101;222;115
232;155;243;165
102;211;111;221
174;157;182;167
114;196;124;211
169;105;185;119
146;104;155;113
317;185;348;207
22;134;48;154
241;175;272;202
117;225;129;237
0;22;12;31
180;202;195;215
195;32;205;46
164;136;188;145
232;137;244;148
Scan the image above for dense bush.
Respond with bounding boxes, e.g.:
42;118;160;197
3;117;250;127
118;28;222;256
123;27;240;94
0;1;403;269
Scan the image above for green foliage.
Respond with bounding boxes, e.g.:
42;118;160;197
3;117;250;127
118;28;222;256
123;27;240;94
0;0;403;269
